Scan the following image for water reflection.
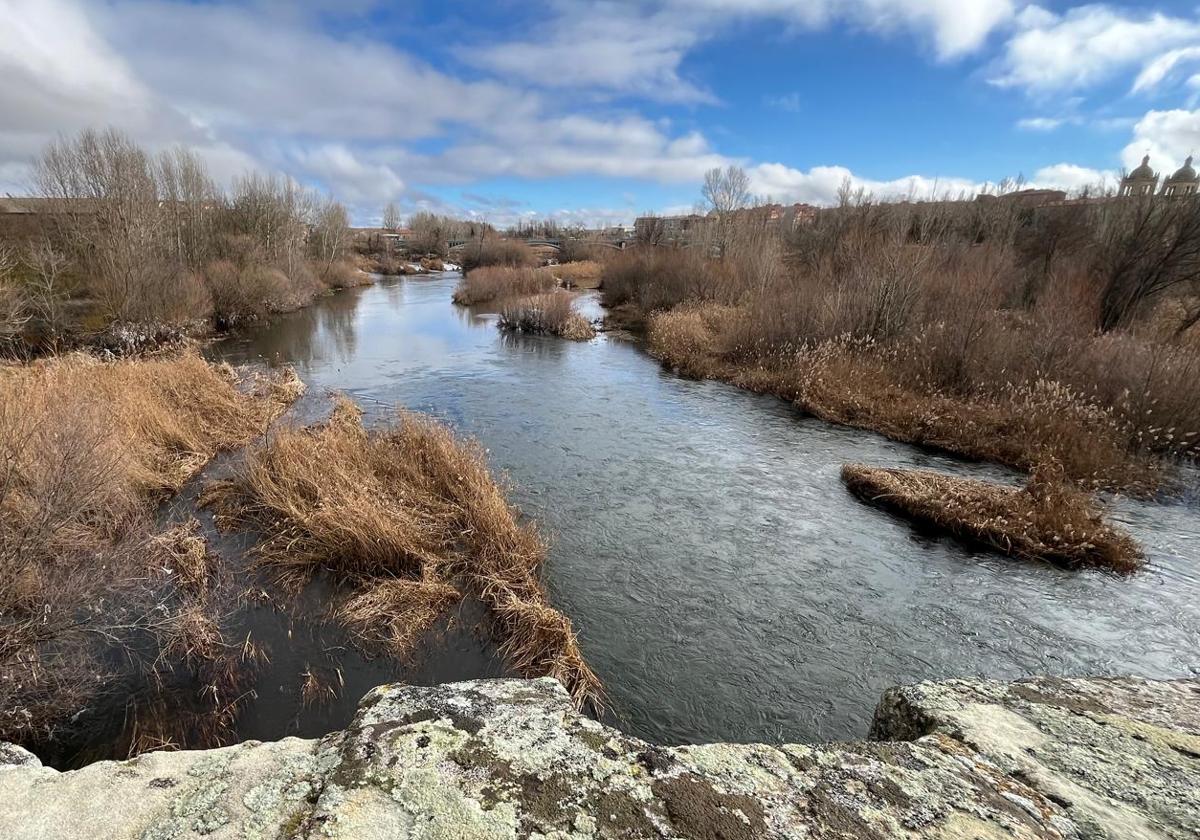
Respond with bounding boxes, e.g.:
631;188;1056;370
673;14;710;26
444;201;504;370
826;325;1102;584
211;274;1200;746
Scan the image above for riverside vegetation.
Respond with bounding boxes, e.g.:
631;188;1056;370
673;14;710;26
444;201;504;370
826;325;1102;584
452;246;599;341
0;128;363;355
603;175;1200;569
0;127;600;765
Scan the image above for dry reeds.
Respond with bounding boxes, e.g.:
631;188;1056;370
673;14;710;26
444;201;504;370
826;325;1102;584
499;292;596;341
841;463;1143;572
0;352;301;754
459;238;539;273
543;260;603;289
452;266;557;306
204;396;603;710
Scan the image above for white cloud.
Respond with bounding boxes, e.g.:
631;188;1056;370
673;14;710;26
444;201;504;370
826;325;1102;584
1122;109;1200;172
1030;163;1117;192
1132;46;1200;93
748;162;981;205
993;5;1200;93
1017;117;1068;131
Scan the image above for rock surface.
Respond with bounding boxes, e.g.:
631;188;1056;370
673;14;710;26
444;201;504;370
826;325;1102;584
0;675;1193;839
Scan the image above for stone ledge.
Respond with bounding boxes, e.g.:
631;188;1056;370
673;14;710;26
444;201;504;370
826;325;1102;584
0;675;1195;838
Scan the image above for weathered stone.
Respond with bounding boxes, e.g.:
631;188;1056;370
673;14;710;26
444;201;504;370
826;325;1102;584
0;676;1193;838
871;676;1200;840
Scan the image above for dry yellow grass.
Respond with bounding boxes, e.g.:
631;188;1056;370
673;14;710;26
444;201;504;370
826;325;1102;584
499;292;596;341
842;463;1143;572
0;353;301;753
645;304;1163;493
452;266;557;306
542;261;603;289
205;397;603;710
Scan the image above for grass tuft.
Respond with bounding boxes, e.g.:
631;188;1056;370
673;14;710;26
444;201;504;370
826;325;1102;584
499;292;596;341
841;462;1143;572
204;396;604;710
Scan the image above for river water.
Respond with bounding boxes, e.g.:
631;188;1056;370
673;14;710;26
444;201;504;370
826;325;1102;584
210;273;1200;747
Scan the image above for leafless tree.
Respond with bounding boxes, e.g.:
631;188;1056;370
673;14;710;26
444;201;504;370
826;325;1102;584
410;212;451;256
157;147;218;270
0;246;28;347
702;165;752;255
1093;196;1200;331
22;240;70;347
310;198;351;277
382;202;401;232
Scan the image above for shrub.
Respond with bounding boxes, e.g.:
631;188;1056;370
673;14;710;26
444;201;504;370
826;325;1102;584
452;267;556;306
842;463;1142;572
459;238;538;273
203;397;602;710
542;260;603;289
499;292;596;341
0;353;302;753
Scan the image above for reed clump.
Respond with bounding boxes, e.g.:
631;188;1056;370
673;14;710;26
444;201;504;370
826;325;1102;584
452;266;557;306
499;291;596;341
459;238;539;274
0;353;300;756
204;397;603;710
543;260;604;289
841;463;1143;572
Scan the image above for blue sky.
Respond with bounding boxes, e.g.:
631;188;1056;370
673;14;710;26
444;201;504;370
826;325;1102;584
4;0;1200;225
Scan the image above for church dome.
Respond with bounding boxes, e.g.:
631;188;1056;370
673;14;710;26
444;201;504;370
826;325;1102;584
1129;155;1155;180
1169;156;1197;182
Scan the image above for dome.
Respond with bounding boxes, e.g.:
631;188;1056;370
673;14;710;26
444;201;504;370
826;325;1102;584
1169;156;1197;182
1129;155;1155;180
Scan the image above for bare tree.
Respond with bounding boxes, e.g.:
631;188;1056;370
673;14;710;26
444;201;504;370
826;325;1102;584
34;128;164;321
0;246;28;347
22;241;70;347
310;198;351;276
410;212;450;256
702;165;752;255
157;147;218;270
382;202;401;232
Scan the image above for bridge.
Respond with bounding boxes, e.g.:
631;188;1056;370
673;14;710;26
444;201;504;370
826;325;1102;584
447;238;629;252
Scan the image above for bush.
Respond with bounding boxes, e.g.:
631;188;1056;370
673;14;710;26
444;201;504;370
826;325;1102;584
203;397;602;710
459;238;538;273
0;353;302;753
452;267;557;306
601;248;718;312
499;292;596;341
842;463;1142;572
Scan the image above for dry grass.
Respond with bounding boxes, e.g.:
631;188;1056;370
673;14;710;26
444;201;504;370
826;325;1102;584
452;266;557;306
499;292;596;341
459;238;539;273
0;353;300;754
543;261;603;289
204;397;603;710
842;463;1143;572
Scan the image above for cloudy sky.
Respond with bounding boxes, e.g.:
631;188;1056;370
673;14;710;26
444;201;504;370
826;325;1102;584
3;0;1200;226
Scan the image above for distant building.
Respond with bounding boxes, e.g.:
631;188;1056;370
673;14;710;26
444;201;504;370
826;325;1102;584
1161;157;1199;197
633;213;705;243
1120;156;1160;197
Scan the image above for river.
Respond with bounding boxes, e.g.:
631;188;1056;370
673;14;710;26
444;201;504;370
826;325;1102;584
209;272;1200;747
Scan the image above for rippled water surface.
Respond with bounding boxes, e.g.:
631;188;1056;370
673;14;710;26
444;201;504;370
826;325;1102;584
211;274;1200;746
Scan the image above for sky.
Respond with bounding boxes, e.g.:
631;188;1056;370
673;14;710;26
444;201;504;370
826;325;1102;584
4;0;1200;226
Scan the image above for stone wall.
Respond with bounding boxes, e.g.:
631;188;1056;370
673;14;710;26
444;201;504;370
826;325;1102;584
0;675;1195;838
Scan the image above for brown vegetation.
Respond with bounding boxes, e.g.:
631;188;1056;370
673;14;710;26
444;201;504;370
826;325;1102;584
607;191;1200;493
203;397;603;710
842;463;1143;572
452;266;557;306
2;127;361;351
500;292;596;341
0;352;301;755
542;260;604;289
459;238;539;274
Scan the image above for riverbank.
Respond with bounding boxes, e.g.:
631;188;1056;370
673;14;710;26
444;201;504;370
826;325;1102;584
2;674;1195;838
